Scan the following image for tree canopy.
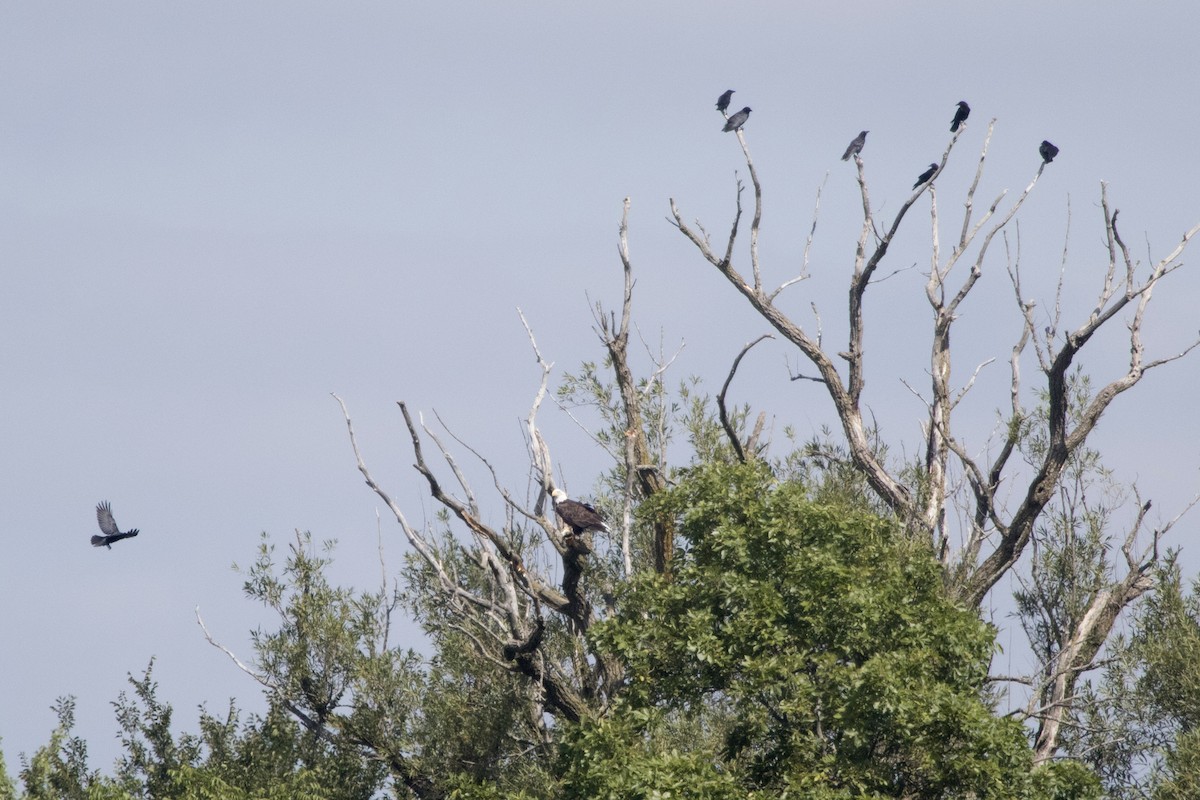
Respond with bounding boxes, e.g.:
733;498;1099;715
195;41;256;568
569;460;1062;798
5;98;1199;800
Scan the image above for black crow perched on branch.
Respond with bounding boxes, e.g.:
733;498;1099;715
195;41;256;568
841;130;868;161
92;501;139;549
1039;140;1059;163
716;89;735;113
723;107;751;132
913;163;938;189
950;101;970;132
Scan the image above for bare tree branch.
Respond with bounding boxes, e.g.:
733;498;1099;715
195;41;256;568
717;334;774;462
596;197;674;574
962;186;1200;605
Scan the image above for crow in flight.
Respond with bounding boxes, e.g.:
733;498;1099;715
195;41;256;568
92;501;139;549
723;107;752;132
716;89;735;113
841;130;868;161
913;163;938;189
1039;140;1059;163
950;101;970;132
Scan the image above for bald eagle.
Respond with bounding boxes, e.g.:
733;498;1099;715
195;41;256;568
551;488;607;535
92;501;139;549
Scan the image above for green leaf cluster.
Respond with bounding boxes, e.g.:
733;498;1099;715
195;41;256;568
573;461;1081;798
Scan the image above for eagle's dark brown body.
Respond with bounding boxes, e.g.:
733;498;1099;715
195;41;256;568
551;489;607;534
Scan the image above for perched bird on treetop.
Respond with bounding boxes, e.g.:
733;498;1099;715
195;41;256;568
950;101;970;132
716;89;735;113
722;107;752;132
913;162;938;189
92;501;139;549
1039;140;1059;163
841;130;868;161
551;488;608;534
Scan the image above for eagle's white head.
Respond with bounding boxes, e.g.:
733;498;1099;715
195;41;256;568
550;487;568;503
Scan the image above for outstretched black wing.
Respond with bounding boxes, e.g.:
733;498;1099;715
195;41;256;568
93;501;139;548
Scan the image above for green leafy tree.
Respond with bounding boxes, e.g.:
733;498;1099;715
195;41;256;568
1136;568;1200;799
0;740;17;800
8;103;1197;799
8;663;389;799
570;460;1097;798
113;659;385;799
1008;370;1179;764
1067;560;1200;798
292;110;1198;795
667;111;1200;769
17;698;134;800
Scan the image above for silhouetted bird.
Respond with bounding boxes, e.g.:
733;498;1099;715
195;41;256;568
1039;140;1059;163
913;163;938;189
950;101;970;132
722;107;752;132
92;501;139;549
841;130;869;161
716;90;735;113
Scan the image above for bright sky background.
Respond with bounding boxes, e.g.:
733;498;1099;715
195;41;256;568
4;1;1199;774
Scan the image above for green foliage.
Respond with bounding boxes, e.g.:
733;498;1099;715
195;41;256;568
1132;564;1200;733
244;531;560;797
557;359;676;470
111;662;202;797
141;659;387;798
1129;562;1200;798
776;424;893;516
1015;370;1121;645
8;661;389;800
1028;760;1103;800
558;710;747;800
17;698;135;800
240;532;417;788
581;461;1055;797
1064;559;1200;798
1156;728;1200;800
0;741;16;800
0;375;1130;799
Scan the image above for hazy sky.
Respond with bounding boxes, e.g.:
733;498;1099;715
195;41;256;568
4;2;1199;773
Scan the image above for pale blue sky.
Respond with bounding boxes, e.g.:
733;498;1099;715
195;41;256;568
3;1;1199;772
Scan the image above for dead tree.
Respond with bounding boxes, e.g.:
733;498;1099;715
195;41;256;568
669;114;1200;759
322;206;674;725
198;188;685;797
593;198;675;574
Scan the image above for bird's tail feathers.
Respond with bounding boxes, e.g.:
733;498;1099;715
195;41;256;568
91;535;110;548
